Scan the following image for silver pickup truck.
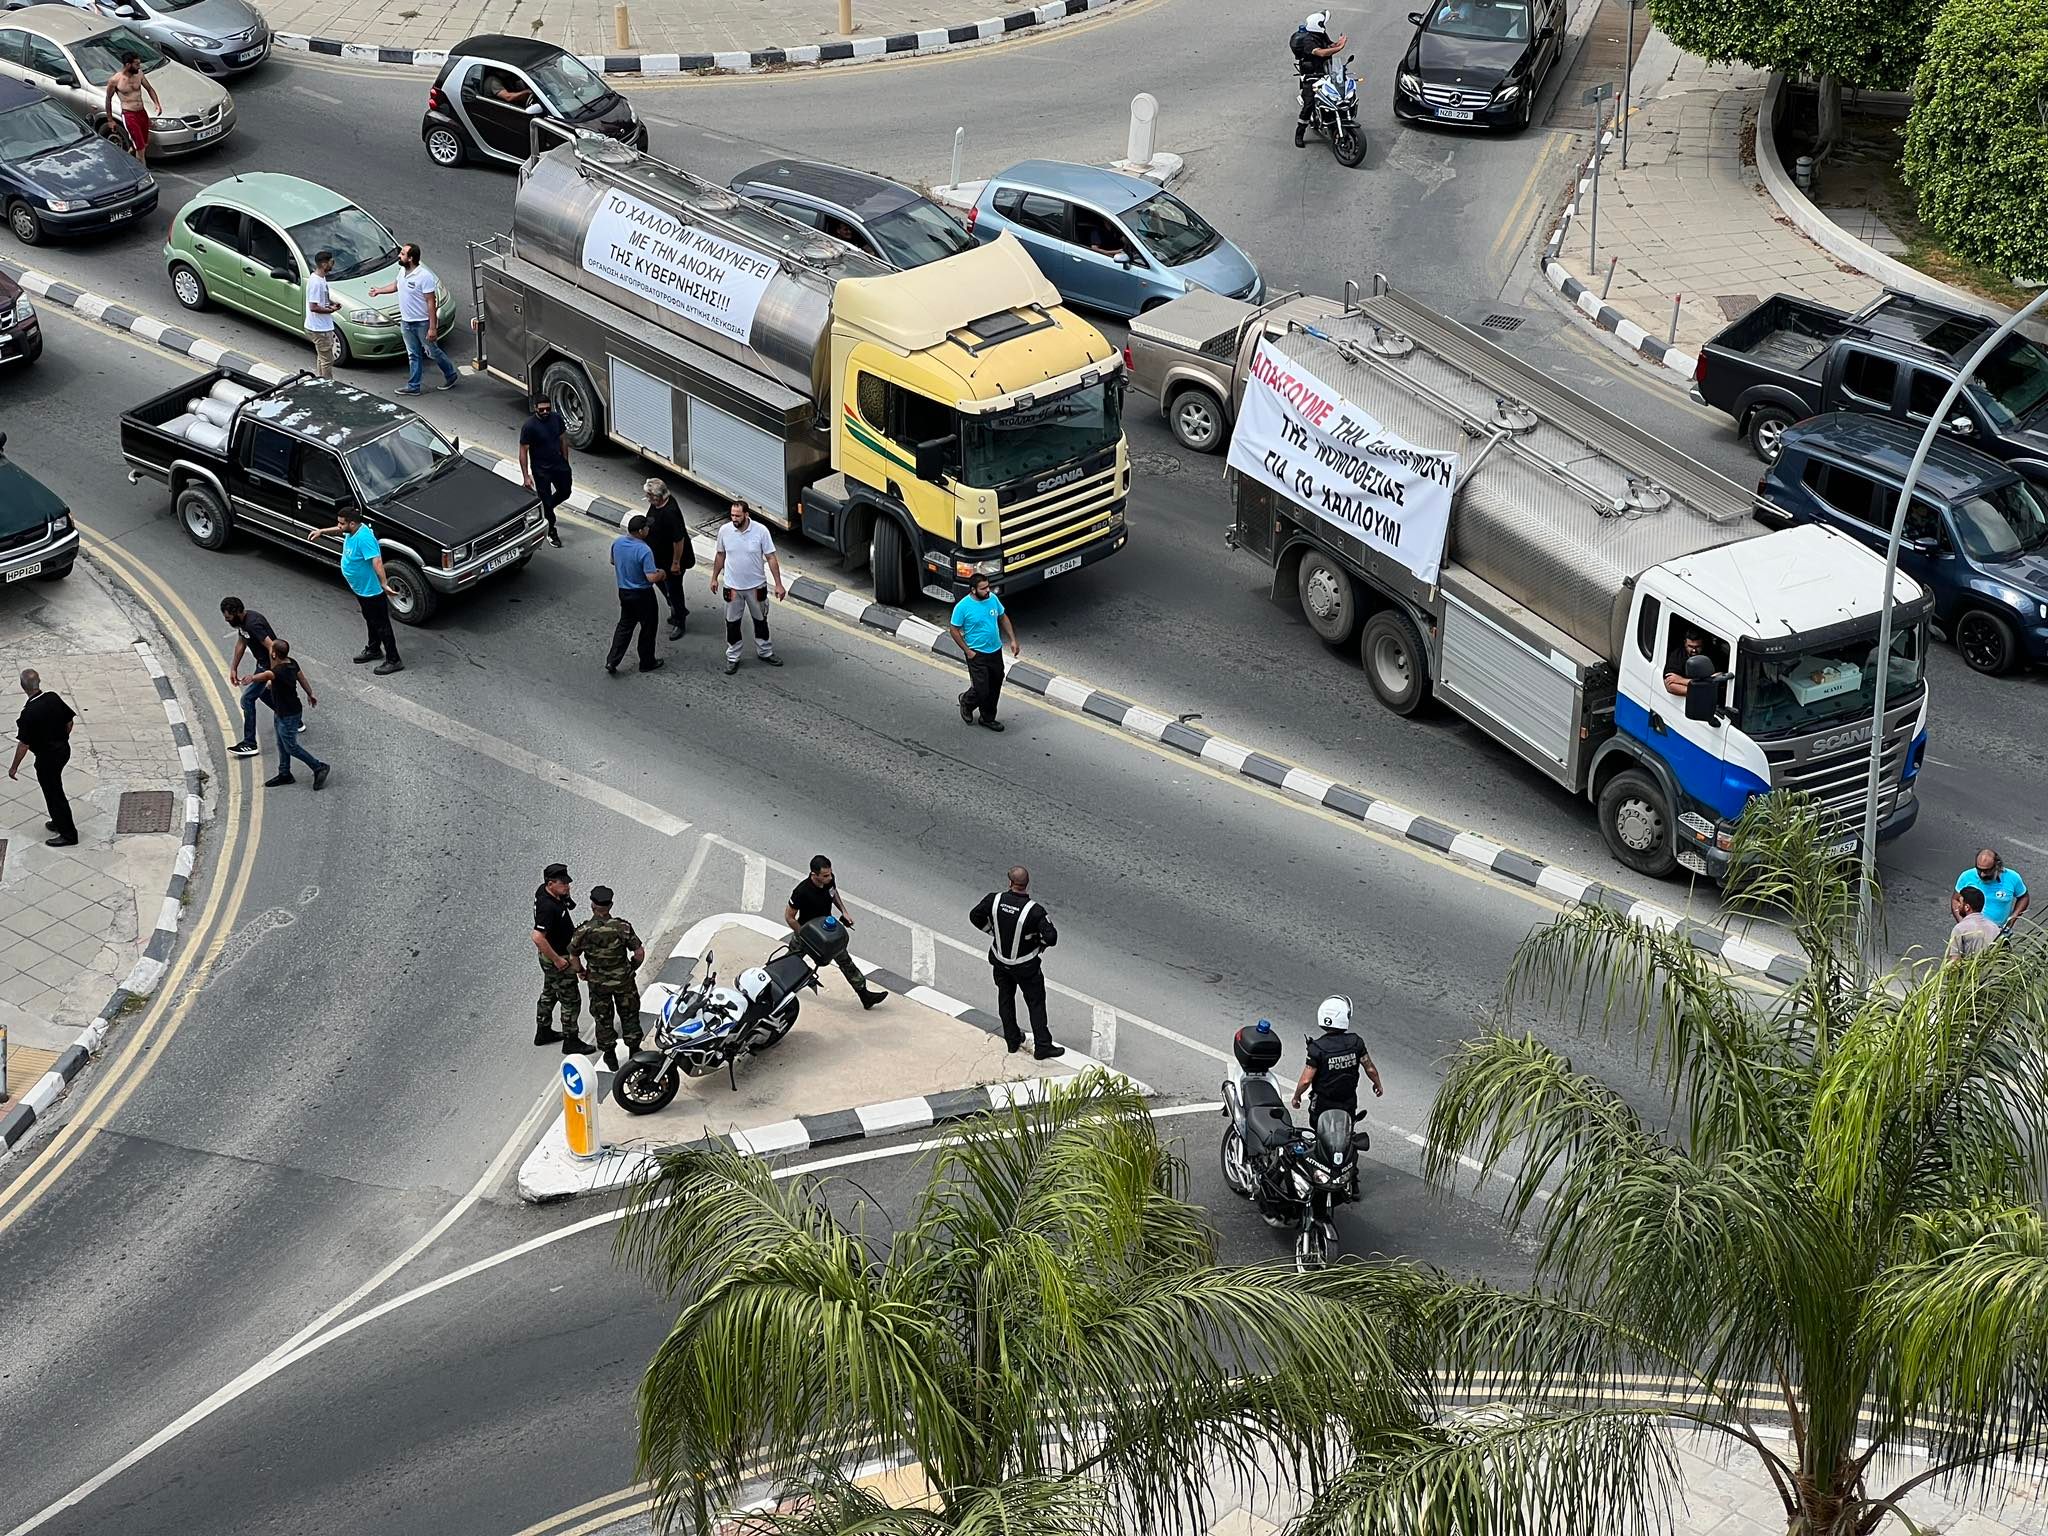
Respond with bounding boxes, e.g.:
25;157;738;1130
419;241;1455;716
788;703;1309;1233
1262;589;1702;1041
1127;288;1318;452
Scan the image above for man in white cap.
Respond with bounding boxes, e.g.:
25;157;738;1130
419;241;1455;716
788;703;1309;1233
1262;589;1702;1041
1291;12;1349;146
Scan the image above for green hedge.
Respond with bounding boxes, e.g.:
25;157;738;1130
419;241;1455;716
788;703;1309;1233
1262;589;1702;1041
1648;0;1941;90
1903;0;2048;281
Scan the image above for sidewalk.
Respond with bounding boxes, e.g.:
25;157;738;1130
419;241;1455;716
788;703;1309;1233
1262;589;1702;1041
0;560;202;1150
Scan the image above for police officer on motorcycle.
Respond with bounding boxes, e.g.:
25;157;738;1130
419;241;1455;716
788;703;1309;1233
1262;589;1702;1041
1291;995;1382;1116
1292;11;1349;147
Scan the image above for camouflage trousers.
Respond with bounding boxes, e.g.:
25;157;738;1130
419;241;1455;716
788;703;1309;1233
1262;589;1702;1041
589;985;644;1050
537;957;582;1032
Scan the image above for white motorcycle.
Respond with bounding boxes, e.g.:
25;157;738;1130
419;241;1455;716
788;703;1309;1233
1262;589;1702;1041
1219;1020;1365;1269
1302;55;1367;167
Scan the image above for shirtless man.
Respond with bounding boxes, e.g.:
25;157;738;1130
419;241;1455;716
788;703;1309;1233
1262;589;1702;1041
103;54;161;161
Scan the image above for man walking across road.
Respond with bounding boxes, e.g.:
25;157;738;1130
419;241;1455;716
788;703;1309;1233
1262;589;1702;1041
518;396;571;548
643;479;694;639
570;885;647;1070
970;866;1063;1059
222;595;282;758
784;855;888;1009
368;242;460;396
305;249;342;378
308;509;403;674
9;669;77;847
103;54;160;161
532;862;589;1052
948;572;1018;732
606;515;664;675
245;639;330;791
709;501;784;676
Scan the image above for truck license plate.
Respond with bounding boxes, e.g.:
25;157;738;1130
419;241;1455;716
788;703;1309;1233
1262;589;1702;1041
1044;555;1083;579
1827;834;1857;856
485;548;522;573
1436;107;1475;120
6;562;42;582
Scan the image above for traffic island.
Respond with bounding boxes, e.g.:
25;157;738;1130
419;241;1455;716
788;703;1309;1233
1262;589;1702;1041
516;913;1122;1202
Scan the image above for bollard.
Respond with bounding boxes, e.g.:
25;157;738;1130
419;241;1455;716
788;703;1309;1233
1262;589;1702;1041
1669;295;1682;346
951;125;965;190
560;1054;603;1160
614;2;630;49
839;0;854;33
1794;154;1814;193
1587;103;1603;277
1601;254;1618;299
1127;92;1159;169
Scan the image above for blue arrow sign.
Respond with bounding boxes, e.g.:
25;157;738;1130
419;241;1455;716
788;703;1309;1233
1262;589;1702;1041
561;1059;585;1097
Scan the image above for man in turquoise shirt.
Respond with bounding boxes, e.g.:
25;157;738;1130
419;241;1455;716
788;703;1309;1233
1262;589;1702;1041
947;573;1017;731
1952;847;2028;930
307;509;404;675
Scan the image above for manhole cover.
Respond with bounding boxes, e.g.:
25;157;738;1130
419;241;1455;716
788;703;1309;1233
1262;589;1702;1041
1133;451;1183;476
1717;293;1760;321
1480;313;1526;332
116;789;175;834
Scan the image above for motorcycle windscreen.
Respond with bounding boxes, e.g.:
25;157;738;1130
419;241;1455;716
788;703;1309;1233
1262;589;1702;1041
1314;1108;1355;1162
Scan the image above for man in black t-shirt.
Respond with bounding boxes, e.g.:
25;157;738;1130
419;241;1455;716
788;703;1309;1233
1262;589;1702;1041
1291;995;1382;1118
518;396;572;548
784;854;887;1008
10;668;78;846
642;479;694;640
221;595;281;758
532;862;590;1051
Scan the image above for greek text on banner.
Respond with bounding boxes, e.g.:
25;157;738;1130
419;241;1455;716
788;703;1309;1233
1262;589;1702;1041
1225;338;1459;586
581;189;780;347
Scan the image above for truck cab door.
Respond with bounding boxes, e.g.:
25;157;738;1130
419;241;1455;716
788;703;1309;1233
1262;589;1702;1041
1619;591;1746;830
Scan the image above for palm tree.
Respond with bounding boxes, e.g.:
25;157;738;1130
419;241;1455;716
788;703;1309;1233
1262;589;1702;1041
615;1073;1423;1535
1296;792;2048;1536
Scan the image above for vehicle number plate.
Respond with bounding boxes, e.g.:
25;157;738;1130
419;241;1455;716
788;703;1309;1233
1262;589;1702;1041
107;208;132;221
1044;555;1083;579
1827;834;1857;856
195;124;223;141
485;548;521;573
235;47;263;62
1436;107;1475;120
6;562;42;582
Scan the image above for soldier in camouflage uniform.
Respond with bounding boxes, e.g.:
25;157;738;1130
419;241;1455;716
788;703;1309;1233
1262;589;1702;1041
570;884;646;1070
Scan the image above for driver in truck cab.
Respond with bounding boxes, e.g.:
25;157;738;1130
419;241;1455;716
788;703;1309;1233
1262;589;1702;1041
1663;627;1727;698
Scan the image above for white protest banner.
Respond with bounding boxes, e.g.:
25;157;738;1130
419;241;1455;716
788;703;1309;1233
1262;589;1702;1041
1225;338;1459;585
581;188;780;346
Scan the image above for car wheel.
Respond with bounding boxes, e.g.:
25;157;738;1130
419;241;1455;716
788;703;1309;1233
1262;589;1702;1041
425;126;466;167
1746;405;1795;464
7;201;43;247
1297;549;1359;645
540;359;602;451
1167;386;1226;453
380;558;439;625
1955;608;2018;675
170;261;209;311
1360;609;1430;715
1598;768;1678;877
330;328;353;369
175;483;231;550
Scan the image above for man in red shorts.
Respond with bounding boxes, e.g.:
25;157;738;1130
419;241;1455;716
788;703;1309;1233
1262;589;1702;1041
103;53;160;161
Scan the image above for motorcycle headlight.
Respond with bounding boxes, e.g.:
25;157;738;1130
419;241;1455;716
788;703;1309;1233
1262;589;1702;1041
1398;71;1421;95
347;308;398;326
176;30;223;48
44;198;83;212
1493;82;1522;104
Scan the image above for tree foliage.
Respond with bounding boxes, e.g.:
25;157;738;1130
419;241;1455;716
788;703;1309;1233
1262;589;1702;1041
1902;0;2048;282
1647;0;1943;90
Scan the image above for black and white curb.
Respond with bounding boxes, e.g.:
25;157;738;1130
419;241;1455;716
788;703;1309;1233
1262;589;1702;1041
1538;129;1699;382
275;0;1126;77
0;641;206;1153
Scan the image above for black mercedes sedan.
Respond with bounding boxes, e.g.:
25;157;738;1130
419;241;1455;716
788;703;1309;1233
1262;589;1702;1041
1393;0;1563;132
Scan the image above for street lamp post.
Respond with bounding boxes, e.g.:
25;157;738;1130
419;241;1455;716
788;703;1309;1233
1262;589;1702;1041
1855;288;2048;956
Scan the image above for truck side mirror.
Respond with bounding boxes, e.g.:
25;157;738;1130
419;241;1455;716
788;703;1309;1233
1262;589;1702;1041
913;435;955;480
1683;653;1723;723
1946;415;1973;436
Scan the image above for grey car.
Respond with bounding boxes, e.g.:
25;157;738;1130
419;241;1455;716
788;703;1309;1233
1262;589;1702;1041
729;158;975;271
19;0;268;75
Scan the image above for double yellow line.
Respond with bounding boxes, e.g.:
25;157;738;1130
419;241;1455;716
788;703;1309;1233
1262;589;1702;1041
0;535;262;1231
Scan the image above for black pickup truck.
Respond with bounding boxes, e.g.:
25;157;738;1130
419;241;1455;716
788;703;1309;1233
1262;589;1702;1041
0;432;78;588
1693;290;2048;483
120;369;546;623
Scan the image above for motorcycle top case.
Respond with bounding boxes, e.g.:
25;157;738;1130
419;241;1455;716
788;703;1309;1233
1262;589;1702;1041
1233;1023;1284;1074
796;915;850;963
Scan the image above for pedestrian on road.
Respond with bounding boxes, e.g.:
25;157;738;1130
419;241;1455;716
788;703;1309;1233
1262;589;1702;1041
518;395;571;548
367;242;460;396
969;866;1063;1059
606;515;664;675
532;862;588;1053
305;249;342;378
948;573;1018;732
308;509;404;675
246;639;330;791
643;479;694;639
1951;847;2028;929
9;669;77;847
784;855;888;1009
570;885;647;1070
1946;885;2003;964
221;595;282;758
709;501;784;676
103;54;160;161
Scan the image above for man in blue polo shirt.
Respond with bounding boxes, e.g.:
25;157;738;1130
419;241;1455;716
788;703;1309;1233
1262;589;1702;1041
307;509;403;675
947;572;1018;732
1952;847;2028;930
606;514;664;675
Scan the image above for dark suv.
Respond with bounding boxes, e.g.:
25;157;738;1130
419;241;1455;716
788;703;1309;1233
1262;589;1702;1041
1761;413;2048;675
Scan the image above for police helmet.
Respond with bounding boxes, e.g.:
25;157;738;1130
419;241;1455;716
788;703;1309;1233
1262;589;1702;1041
1317;994;1353;1032
1305;11;1330;29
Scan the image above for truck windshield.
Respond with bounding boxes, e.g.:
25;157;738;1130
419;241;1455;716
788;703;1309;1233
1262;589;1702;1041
344;420;458;502
1738;624;1925;738
960;375;1123;487
1953;479;2048;561
1970;337;2048;427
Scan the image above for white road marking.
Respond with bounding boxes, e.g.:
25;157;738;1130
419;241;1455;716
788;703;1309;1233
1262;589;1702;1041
355;684;691;837
741;850;766;913
910;925;936;986
645;837;714;981
1090;1004;1117;1062
2002;836;2048;859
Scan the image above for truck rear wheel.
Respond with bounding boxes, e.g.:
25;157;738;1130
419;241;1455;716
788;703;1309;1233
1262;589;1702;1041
1598;769;1678;877
175;484;231;550
1168;386;1226;453
869;515;911;607
1297;551;1359;644
381;558;439;625
540;360;601;451
1360;609;1429;715
1746;405;1795;463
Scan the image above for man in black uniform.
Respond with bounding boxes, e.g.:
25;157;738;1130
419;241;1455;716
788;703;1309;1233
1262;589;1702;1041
969;866;1064;1060
642;479;694;640
10;669;77;846
1291;994;1382;1117
1291;11;1348;147
531;861;590;1053
784;855;888;1008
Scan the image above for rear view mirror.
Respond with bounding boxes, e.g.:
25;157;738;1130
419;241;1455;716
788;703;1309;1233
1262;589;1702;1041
1408;10;1424;22
1946;415;1973;435
1113;250;1132;268
53;72;77;88
270;267;297;284
913;435;954;480
1683;653;1723;723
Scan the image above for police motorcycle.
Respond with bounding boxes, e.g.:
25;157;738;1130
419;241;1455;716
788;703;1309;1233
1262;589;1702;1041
611;915;848;1113
1218;1015;1366;1270
1302;55;1367;166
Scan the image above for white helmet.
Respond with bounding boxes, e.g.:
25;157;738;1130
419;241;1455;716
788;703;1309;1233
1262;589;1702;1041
737;967;774;1003
1305;11;1330;30
1317;994;1353;1032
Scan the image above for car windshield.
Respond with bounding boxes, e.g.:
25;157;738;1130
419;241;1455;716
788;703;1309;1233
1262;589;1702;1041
0;99;90;161
1123;191;1220;266
1968;338;2048;428
1952;479;2048;561
960;374;1124;487
866;200;974;267
344;420;459;502
526;52;613;116
1738;623;1925;737
1427;0;1530;39
74;28;166;84
287;206;397;280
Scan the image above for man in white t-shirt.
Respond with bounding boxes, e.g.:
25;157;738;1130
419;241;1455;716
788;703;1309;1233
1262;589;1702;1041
707;501;785;675
304;249;342;378
367;241;460;395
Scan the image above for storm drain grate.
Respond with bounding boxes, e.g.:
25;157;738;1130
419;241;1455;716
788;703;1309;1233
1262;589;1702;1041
115;790;175;835
1480;313;1526;332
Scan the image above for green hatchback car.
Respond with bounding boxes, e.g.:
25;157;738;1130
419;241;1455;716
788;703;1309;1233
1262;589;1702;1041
162;173;456;366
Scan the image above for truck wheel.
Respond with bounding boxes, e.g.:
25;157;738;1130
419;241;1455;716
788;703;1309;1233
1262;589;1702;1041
175;484;231;550
1360;609;1429;715
1298;551;1359;644
1955;608;2018;675
1746;405;1795;463
540;360;601;451
1598;769;1678;877
869;515;912;607
381;558;439;625
1168;386;1226;453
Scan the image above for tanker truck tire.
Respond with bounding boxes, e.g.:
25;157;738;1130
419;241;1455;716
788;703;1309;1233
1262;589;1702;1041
1297;550;1359;644
870;515;912;607
1361;610;1429;716
540;360;602;451
1598;769;1678;878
